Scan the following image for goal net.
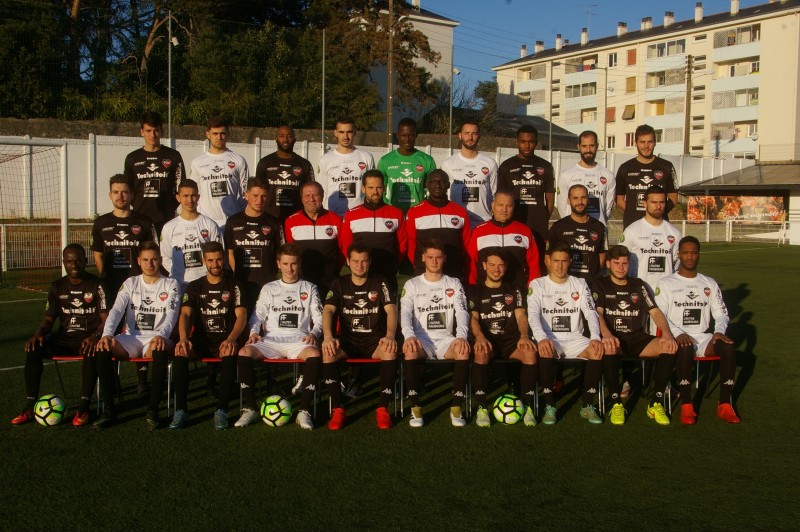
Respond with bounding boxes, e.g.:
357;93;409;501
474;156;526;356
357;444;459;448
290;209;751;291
0;139;68;291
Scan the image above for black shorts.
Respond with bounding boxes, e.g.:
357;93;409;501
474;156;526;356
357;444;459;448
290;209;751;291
488;334;521;359
34;334;86;358
339;334;383;359
617;332;657;358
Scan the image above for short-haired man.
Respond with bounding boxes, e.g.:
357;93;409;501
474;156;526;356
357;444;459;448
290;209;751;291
339;170;407;296
547;184;607;281
469;249;538;427
236;244;325;430
254;125;314;223
592;245;677;425
94;241;180;429
615;124;678;229
442;121;498;228
400;240;471;428
318;116;375;217
378;117;436;213
190;116;249;231
527;242;604;425
171;241;248;430
655;236;741;425
284;180;343;299
11;245;108;427
224;177;284;312
497;125;555;253
159;179;221;288
557;130;615;225
467;190;540;295
405;169;470;281
321;245;398;430
124;111;185;232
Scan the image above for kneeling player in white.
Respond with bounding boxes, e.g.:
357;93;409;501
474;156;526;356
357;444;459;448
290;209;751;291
655;236;741;425
400;240;471;427
237;243;324;429
94;241;180;429
528;242;604;424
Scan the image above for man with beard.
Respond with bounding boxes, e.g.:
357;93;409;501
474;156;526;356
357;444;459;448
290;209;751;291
318;116;375;217
557;130;615;226
255;125;314;223
547;184;606;281
378;117;436;213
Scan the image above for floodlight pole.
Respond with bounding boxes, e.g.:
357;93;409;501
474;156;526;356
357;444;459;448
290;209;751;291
168;10;173;146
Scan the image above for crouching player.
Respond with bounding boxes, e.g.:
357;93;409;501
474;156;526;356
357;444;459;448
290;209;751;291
11;244;108;427
655;236;741;424
171;242;247;430
592;245;677;425
469;249;537;427
236;243;325;430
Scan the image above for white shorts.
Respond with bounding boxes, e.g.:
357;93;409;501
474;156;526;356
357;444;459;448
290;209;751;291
551;335;592;360
690;333;714;357
418;336;458;360
251;337;316;360
114;335;174;358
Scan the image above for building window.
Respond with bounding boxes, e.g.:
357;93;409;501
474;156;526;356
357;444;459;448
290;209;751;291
606;107;616;123
647;39;685;59
622;104;636;120
646;71;666;88
606;136;616;150
565;82;597;98
625;76;636;93
581;108;597;123
625;133;635;147
608;53;618;68
627;49;636;66
751;61;760;73
517;92;531;105
715;24;761;48
647;100;665;116
654;129;664;143
735;88;759;107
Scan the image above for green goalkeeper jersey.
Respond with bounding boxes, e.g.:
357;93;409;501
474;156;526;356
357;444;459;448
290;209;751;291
378;149;437;212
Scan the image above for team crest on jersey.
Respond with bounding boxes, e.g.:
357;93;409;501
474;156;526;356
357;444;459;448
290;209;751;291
481;167;489;176
571;291;580;301
600;176;607;185
368;291;378;302
221;291;230;302
655;170;664;180
293;166;302;176
159;291;168;301
358;162;366;171
131;225;142;235
384;220;394;230
504;294;513;305
704;287;711;297
261;226;271;236
514;235;522;244
445;288;455;298
667;235;675;245
163;159;172;168
631;293;639;304
200;229;209;239
325;227;334;237
590;231;599;241
228;161;236;169
415;164;423;173
83;292;94;303
451;217;460;227
536;167;545;176
300;291;308;301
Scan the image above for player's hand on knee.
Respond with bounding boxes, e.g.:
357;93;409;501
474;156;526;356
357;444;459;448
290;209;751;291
24;334;44;352
518;337;535;355
454;338;470;358
80;336;99;357
589;339;604;358
538;339;555;358
219;339;237;357
601;335;619;355
301;333;317;345
713;332;734;345
245;334;260;346
676;333;695;348
96;335;114;352
660;334;678;354
379;336;397;355
150;335;167;352
321;338;338;358
403;337;420;357
475;335;491;357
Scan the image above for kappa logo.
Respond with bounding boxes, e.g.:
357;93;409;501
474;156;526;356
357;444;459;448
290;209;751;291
358;162;366;171
246;231;259;239
536;167;545;176
83;292;94;303
704;287;711;297
284;296;297;304
261;226;271;236
70;298;82;308
355;298;368;308
618;300;630;310
212;165;223;173
654;170;664;180
450;217;460;227
228;161;236;169
514;235;522;244
114;231;129;240
481;167;489;176
200;229;209;239
163;159;172;168
300;291;308;301
430;294;443;304
384;220;395;230
631;293;639;304
555;297;567;307
590;231;599;241
667;235;675;245
159;291;168;301
208;299;221;309
600;176;607;185
221;291;230;302
504;294;513;305
445;288;455;298
325;227;334;237
293;166;302;176
571;291;580;301
147;163;158;172
368;291;378;302
416;164;423;173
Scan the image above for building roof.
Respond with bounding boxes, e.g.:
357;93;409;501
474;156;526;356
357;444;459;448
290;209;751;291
680;164;800;194
493;0;800;70
493;113;578;150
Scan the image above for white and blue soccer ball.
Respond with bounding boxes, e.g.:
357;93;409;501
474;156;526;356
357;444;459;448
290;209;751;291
261;395;292;427
492;393;524;425
34;394;67;426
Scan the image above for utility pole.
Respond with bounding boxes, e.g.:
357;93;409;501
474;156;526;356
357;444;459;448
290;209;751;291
387;0;394;146
684;54;693;155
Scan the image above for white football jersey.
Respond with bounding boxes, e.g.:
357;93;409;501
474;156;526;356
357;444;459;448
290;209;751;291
318;148;375;217
190;149;249;228
442;152;498;228
400;274;469;342
527;275;600;342
103;275;180;339
557;163;616;225
249;279;322;341
655;272;729;338
619;218;682;292
159;214;221;286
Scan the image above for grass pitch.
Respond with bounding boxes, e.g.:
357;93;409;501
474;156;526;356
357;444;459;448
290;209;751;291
0;242;798;530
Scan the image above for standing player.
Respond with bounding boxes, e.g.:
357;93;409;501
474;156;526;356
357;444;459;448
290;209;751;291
593;245;677;425
400;240;471;428
284;180;343;300
497;125;555;254
11;245;108;427
378;117;436;213
442;121;498;229
547;184;607;281
236;244;325;430
469;250;538;427
171;242;247;430
655;236;741;425
254;125;314;223
93;241;180;429
406;169;470;281
615;124;678;229
527;242;604;425
557;130;615;225
190;116;249;231
124;111;185;232
321;245;398;430
224;177;284;312
159;179;221;288
318;116;375;217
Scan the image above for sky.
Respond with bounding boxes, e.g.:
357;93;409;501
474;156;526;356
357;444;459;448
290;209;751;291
422;0;762;90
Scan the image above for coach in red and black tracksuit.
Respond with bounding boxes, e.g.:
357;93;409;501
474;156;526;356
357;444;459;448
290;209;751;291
406;169;470;282
339;170;407;296
466;190;540;294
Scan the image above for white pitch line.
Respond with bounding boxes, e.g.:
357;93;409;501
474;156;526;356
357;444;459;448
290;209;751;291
704;246;780;254
0;361;71;372
0;298;46;304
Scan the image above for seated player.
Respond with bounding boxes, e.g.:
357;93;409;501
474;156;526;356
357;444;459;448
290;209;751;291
400;240;471;428
655;236;741;425
11;244;108;427
94;241;180;429
592;245;677;426
321;244;398;430
527;242;604;425
236;243;325;430
469;249;538;427
171;242;248;430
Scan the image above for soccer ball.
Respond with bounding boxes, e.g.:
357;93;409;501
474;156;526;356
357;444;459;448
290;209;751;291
34;394;67;426
492;393;524;425
261;395;292;427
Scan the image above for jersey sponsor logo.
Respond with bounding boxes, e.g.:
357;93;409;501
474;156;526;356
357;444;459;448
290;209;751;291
325;227;334;237
704;287;711;297
667;235;675;245
70;297;82;308
537;167;545;176
284;296;297;304
491;301;504;311
514;235;522;244
159;291;168;301
212;165;223;173
575;235;588;245
555;297;568;307
293;166;302;176
358;162;366;171
687;291;699;300
147;163;158;172
384;220;394;230
83;292;94;303
618;300;630;310
590;231;599;241
600;176;607;185
401;168;413;178
481;167;489;176
261;225;272;235
655;170;664;180
571;291;580;301
368;291;378;302
640;176;653;185
416;164;423;173
354;298;367;308
208;298;221;309
445;288;455;298
300;291;308;301
430;294;443;304
115;231;129;240
228;161;236;169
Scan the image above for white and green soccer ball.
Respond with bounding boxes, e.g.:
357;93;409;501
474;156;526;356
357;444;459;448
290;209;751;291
34;394;67;426
261;395;292;427
492;393;524;425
